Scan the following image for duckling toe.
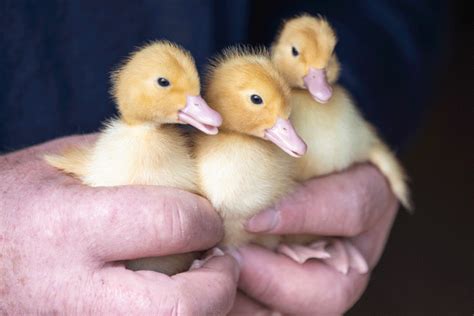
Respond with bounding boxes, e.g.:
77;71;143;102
277;240;331;264
278;238;369;275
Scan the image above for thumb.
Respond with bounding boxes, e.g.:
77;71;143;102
68;185;224;262
172;248;241;315
244;164;394;237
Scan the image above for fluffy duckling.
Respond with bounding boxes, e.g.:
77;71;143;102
194;47;307;250
45;41;222;275
271;14;412;274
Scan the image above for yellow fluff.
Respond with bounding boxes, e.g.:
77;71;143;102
45;41;219;275
272;15;412;210
195;47;300;248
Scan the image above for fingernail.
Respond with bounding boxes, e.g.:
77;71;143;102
190;247;225;271
203;247;225;261
223;246;242;266
207;247;224;258
245;208;279;232
190;259;204;270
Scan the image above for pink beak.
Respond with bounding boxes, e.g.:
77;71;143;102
264;118;307;158
178;95;222;135
303;67;333;103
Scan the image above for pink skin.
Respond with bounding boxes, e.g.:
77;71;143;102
230;164;398;315
277;237;369;275
264;118;307;158
178;95;222;135
0;135;239;314
304;67;333;103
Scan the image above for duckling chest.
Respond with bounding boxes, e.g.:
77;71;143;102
196;134;295;218
84;121;196;191
290;87;374;177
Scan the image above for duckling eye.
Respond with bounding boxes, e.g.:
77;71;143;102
157;77;170;87
291;46;299;57
250;94;263;105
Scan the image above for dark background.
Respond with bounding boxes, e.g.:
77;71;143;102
0;0;447;152
351;1;473;314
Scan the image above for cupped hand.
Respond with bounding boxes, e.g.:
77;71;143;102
0;136;239;315
229;164;399;315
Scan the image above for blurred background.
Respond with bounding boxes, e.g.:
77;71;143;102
1;1;472;314
350;1;473;314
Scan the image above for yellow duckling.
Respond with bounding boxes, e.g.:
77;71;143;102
194;47;307;250
271;14;412;274
45;41;222;275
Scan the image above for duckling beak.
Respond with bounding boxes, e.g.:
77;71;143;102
303;67;333;103
178;95;223;135
264;118;307;158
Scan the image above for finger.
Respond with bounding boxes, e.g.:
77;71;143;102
66;185;223;262
245;164;397;237
171;251;240;315
7;134;98;182
228;292;273;316
35;134;98;165
352;198;398;268
237;245;369;315
40;134;98;152
84;252;239;314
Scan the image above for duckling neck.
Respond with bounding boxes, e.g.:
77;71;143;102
219;128;250;139
218;129;272;149
119;115;168;130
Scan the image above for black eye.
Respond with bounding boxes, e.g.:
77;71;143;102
157;77;170;87
291;46;299;57
250;94;263;105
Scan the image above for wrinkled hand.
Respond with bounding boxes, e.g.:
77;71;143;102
230;164;399;315
0;136;239;314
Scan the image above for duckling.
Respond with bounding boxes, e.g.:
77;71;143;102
271;14;412;274
45;41;222;275
194;47;307;250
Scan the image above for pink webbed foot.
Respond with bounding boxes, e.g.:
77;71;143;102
277;240;330;263
277;238;369;275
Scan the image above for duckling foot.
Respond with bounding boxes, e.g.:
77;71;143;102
277;240;330;263
277;238;369;275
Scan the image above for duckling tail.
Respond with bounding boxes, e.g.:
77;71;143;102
369;141;413;212
44;146;90;179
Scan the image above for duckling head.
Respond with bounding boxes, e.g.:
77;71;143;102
205;46;307;157
111;41;222;134
271;14;340;103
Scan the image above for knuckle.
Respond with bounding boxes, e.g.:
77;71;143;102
157;195;194;249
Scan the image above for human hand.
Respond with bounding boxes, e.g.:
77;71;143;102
229;164;399;315
0;136;239;314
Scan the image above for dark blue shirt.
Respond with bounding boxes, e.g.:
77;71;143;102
0;0;447;152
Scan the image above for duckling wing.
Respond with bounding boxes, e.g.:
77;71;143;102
44;146;91;179
368;140;413;211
